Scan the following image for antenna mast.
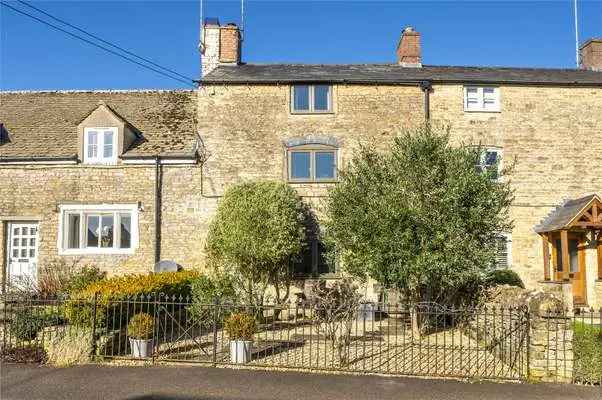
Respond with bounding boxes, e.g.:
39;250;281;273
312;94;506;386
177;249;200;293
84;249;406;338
241;0;245;41
574;0;579;67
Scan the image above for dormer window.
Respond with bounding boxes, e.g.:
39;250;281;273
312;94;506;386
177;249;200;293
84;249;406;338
84;127;117;164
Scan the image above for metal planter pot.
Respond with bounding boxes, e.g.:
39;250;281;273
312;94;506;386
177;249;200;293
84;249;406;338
230;340;252;364
129;338;153;359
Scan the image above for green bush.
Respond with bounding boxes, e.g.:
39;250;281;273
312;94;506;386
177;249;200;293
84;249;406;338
486;269;524;288
66;271;199;328
10;309;64;341
224;313;256;341
573;321;602;384
127;313;154;340
188;272;237;326
64;266;106;295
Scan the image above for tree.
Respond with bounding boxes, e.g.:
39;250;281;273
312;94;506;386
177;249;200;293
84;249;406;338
324;124;513;308
205;181;307;306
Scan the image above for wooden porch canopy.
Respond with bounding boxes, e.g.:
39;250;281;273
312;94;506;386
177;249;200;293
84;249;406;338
535;194;602;281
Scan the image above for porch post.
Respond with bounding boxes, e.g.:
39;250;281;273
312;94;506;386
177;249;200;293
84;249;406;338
542;234;551;281
597;231;602;280
560;230;570;281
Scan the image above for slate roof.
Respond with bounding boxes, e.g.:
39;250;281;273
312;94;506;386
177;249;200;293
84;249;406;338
534;194;601;233
203;64;602;85
0;90;198;160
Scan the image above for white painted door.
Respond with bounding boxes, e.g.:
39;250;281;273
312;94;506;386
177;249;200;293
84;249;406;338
7;223;39;287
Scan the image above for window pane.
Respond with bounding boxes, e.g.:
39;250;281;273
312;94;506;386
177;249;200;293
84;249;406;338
12;238;18;247
30;227;37;235
293;85;310;111
313;85;330;111
21;238;27;246
29;249;35;258
100;215;114;248
87;131;98;158
21;249;27;258
67;214;80;249
555;239;563;272
315;152;336;179
484;151;498;167
103;131;114;159
12;249;18;258
87;215;99;247
120;214;131;249
569;239;579;273
290;151;311;179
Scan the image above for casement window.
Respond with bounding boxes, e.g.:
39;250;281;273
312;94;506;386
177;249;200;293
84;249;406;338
58;204;138;255
464;86;500;112
475;147;502;181
288;146;337;182
291;84;333;113
293;238;335;276
84;127;117;164
494;234;512;269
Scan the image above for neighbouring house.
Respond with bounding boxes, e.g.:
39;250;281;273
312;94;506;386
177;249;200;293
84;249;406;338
1;20;602;308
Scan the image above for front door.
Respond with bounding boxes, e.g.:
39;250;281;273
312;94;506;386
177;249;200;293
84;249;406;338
6;222;39;288
569;234;587;305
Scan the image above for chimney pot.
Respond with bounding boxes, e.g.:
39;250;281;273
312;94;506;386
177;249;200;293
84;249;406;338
396;26;421;67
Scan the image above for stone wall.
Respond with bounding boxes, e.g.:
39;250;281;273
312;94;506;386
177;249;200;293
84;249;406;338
0;163;214;282
529;313;574;383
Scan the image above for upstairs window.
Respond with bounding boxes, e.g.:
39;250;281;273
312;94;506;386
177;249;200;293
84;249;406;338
84;127;117;164
291;85;332;113
493;234;512;269
288;145;337;182
464;86;500;112
475;148;502;181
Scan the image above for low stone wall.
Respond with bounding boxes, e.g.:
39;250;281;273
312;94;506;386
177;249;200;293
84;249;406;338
528;313;574;383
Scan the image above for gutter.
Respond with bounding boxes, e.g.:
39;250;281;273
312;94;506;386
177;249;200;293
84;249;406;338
0;155;78;164
154;156;162;264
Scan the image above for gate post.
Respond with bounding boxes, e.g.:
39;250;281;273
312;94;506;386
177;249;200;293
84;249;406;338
90;292;98;358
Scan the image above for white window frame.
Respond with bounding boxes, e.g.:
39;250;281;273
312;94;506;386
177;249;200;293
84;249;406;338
290;85;333;114
287;145;338;182
83;127;118;164
463;86;500;112
476;147;503;182
57;204;139;255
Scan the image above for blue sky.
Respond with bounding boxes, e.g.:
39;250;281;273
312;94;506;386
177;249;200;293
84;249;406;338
1;1;601;90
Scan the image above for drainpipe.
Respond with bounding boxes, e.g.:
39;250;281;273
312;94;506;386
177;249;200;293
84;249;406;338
154;156;162;264
420;80;432;122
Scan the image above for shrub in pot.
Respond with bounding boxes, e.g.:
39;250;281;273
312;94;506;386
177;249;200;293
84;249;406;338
224;312;256;364
127;313;154;359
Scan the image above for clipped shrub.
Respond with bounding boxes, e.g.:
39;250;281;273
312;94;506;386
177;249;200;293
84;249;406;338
127;313;154;340
573;321;602;384
64;266;106;295
188;271;237;326
75;270;199;300
486;269;525;288
66;271;199;328
10;309;65;341
46;327;92;367
224;313;256;341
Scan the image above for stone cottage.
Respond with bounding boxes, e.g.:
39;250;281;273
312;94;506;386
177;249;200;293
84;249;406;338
1;20;602;307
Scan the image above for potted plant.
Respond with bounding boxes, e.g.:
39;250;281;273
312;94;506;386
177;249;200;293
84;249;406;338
224;312;256;364
127;313;154;359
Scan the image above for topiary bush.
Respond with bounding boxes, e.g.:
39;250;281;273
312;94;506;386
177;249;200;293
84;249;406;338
224;313;256;341
127;313;154;340
486;269;525;288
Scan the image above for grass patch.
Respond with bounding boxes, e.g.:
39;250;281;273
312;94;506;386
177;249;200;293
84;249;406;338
573;321;602;384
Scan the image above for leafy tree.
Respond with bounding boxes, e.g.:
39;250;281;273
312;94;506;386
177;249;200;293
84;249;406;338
206;181;306;306
324;124;513;308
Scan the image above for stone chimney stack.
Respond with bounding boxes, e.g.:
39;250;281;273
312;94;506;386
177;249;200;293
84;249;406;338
580;38;602;71
396;26;421;67
200;18;242;78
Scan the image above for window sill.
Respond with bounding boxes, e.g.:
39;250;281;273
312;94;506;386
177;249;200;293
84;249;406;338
288;179;338;184
290;111;335;115
463;109;501;114
59;248;135;256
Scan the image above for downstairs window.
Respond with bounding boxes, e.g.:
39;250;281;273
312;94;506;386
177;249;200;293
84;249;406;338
59;204;138;254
